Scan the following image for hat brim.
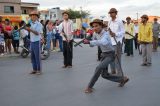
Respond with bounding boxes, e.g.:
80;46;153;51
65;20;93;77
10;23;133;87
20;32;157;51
90;21;103;27
29;14;39;17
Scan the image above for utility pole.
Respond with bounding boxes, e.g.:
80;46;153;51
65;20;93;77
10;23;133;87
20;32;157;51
136;12;139;22
80;6;83;26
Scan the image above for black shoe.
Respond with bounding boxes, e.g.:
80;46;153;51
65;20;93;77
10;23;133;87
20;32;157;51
62;65;67;68
141;63;147;66
30;71;37;74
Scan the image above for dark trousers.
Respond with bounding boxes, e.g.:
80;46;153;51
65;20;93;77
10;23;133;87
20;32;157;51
134;33;141;53
0;44;4;54
98;46;102;61
63;40;73;66
134;33;138;50
52;39;56;49
125;39;133;56
23;37;30;49
12;40;19;48
31;41;41;71
88;52;123;88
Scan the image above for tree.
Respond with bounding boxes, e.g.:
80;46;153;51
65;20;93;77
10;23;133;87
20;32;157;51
66;8;90;19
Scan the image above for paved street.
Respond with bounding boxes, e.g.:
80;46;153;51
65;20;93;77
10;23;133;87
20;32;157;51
0;45;160;106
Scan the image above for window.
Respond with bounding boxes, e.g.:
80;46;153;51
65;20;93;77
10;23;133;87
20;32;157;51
54;14;56;18
4;6;14;13
22;9;27;14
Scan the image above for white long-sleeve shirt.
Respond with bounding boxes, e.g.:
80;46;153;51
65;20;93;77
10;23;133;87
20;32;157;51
108;18;125;45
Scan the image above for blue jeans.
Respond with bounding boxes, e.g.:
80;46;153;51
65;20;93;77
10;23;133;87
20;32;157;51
59;35;63;51
46;32;52;50
55;33;63;51
31;41;41;71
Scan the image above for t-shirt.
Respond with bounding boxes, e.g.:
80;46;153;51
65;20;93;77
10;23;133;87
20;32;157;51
4;25;12;39
12;30;20;40
20;29;28;38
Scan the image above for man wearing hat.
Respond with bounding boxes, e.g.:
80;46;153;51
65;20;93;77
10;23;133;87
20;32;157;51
25;11;43;75
124;17;134;56
108;8;125;75
59;11;74;68
83;19;129;93
152;18;160;52
138;14;153;66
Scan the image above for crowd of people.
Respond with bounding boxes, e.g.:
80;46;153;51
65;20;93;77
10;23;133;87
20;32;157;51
0;7;160;93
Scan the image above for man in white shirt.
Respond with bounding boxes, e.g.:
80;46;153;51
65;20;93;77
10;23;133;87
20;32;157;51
108;8;125;76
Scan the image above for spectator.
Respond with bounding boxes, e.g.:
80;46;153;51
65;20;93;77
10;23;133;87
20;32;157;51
0;17;4;56
12;26;20;54
46;21;54;50
19;21;29;49
3;19;13;54
152;18;160;52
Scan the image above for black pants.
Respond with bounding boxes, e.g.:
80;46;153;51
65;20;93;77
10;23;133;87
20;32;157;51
134;33;141;53
63;40;73;66
12;40;19;48
134;33;138;50
0;44;4;54
125;39;133;56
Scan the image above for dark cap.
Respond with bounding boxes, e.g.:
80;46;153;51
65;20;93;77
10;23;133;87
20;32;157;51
126;17;131;20
141;14;149;20
62;11;70;16
154;18;158;21
5;19;10;22
108;8;118;14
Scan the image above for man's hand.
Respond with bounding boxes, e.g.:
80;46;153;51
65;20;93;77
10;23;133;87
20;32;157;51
108;28;116;37
110;32;116;37
83;39;90;44
125;31;130;35
61;32;65;35
25;27;31;32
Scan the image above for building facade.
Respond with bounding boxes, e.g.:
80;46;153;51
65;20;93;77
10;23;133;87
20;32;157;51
0;0;39;24
49;7;63;21
0;0;21;15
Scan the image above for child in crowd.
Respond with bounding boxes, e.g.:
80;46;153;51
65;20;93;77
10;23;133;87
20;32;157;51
12;26;20;54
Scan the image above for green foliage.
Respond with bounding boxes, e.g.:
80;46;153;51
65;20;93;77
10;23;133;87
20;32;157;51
66;8;90;19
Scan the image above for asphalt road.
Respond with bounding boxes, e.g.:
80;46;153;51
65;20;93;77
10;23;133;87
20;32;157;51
0;45;160;106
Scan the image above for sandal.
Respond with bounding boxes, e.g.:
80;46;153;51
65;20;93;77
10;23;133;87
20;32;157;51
119;76;129;87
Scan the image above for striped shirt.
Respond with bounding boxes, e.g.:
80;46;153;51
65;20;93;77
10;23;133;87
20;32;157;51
59;19;74;41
